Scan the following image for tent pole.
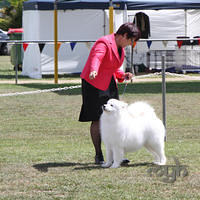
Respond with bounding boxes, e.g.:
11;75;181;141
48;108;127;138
185;9;187;36
54;0;58;84
109;0;114;33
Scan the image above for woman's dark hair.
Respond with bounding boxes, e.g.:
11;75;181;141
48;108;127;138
116;22;141;41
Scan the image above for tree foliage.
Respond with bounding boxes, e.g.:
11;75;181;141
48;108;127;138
0;0;27;31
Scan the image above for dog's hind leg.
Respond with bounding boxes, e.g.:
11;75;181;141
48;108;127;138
155;146;166;165
145;145;161;164
146;143;166;165
101;145;113;168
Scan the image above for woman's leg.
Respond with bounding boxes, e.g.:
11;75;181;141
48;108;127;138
90;120;104;164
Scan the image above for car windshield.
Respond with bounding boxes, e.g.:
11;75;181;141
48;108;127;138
0;29;9;40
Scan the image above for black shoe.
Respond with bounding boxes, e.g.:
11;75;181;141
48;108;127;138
121;159;130;165
95;154;104;164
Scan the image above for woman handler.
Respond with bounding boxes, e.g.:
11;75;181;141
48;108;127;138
79;23;141;164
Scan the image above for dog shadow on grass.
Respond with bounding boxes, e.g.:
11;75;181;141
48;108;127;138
73;162;153;170
32;162;103;172
124;162;153;168
33;161;153;172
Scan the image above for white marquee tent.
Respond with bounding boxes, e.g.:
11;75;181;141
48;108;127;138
22;0;200;78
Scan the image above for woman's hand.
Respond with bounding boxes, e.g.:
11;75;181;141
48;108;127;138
124;72;133;81
89;71;98;80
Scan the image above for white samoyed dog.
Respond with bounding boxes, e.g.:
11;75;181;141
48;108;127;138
100;99;166;168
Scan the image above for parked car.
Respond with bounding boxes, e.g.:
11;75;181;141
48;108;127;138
0;29;9;55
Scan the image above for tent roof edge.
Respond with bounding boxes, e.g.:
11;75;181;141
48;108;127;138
23;0;200;11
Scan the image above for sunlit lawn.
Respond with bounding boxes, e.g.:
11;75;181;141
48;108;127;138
0;56;199;199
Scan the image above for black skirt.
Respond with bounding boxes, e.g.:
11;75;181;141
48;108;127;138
79;76;119;122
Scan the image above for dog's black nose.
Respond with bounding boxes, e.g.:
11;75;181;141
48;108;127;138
102;105;106;110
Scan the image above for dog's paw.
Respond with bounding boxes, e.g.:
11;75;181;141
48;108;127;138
101;162;112;168
110;163;120;168
153;161;166;166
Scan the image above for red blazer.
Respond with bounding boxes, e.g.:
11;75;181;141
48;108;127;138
80;33;125;91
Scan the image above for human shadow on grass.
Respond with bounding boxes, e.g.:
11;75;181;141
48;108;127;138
32;162;102;172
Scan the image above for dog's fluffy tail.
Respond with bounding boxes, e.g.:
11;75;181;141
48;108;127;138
127;101;156;118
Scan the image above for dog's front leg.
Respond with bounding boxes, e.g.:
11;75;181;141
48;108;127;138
101;146;113;168
110;148;124;168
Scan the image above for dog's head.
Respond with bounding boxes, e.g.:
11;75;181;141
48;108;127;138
102;99;128;113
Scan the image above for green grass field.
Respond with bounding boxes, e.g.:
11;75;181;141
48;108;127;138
0;56;200;199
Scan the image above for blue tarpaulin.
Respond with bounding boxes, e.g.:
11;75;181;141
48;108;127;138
23;0;200;10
